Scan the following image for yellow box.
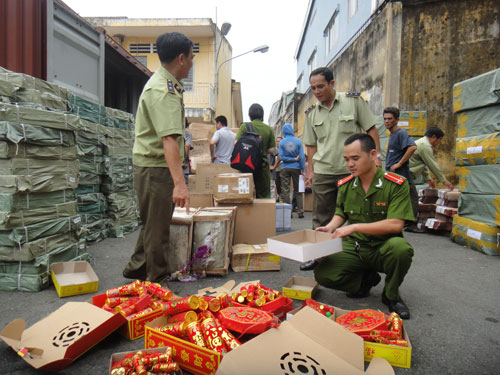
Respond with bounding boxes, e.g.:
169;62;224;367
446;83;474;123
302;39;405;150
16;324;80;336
50;261;99;297
282;276;318;300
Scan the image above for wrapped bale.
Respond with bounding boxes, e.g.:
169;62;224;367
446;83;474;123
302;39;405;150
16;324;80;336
457;164;500;195
455;132;500;166
456;104;500;138
451;215;500;256
458;193;500;227
453;68;500;113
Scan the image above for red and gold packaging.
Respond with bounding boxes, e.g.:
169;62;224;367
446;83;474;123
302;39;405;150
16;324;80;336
127;307;154;320
166;310;197;324
133;354;147;375
302;299;335;317
150;362;179;373
208;297;221;312
162;296;200;315
388;339;408;347
106;280;142;298
217;324;241;351
370;329;400;340
248;296;265;307
200;317;227;354
198;297;209;311
185;321;207;348
155;321;187;338
106;296;134;308
217;293;230;308
147;283;173;301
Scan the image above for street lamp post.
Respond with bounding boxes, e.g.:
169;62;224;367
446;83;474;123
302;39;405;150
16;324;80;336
215;45;269;94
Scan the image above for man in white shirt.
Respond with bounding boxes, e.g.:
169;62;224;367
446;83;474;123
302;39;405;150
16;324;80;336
210;115;236;164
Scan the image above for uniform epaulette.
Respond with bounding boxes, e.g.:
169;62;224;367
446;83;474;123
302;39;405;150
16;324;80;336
345;92;361;98
305;104;315;115
166;79;175;94
338;175;354;187
384;172;406;185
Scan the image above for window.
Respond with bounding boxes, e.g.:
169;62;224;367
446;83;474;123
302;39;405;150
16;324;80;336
129;42;199;54
192;43;200;53
307;50;317;79
324;8;340;55
183;65;194;92
348;0;358;19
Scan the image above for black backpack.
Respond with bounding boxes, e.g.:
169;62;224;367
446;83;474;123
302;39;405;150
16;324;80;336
230;122;263;173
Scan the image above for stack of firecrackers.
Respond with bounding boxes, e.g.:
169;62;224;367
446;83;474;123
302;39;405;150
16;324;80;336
110;347;180;375
424;189;460;232
415;188;438;232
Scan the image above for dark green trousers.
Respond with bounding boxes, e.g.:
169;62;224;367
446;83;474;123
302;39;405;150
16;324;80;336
123;166;175;282
314;236;414;300
280;168;303;214
253;167;271;199
312;173;350;229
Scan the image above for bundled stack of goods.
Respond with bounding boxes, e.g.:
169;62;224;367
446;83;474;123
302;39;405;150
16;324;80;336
424;189;460;232
111;347;180;375
75;119;109;245
336;309;408;347
302;298;335;318
0;71;86;291
414;189;438;231
452;68;500;255
188;123;215;174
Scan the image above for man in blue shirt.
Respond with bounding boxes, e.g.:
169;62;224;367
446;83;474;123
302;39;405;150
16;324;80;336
279;123;306;218
384;107;418;221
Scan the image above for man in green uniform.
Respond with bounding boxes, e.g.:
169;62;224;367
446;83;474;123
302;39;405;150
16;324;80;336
301;67;382;270
123;32;193;283
314;133;414;319
235;103;275;198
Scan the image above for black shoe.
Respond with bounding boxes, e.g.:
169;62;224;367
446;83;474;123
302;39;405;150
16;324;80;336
382;290;410;319
300;259;318;271
346;271;381;298
122;268;146;280
298;213;304;218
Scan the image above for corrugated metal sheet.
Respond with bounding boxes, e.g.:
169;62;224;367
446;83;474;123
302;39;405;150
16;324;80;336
0;0;46;78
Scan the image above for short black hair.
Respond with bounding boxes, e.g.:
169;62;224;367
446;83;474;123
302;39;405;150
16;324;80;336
215;115;228;127
156;32;193;63
344;133;376;153
310;67;334;82
249;104;264;121
425;127;444;139
383;106;400;119
185;118;189;128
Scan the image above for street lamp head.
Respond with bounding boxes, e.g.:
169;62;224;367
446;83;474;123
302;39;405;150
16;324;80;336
253;45;269;53
221;22;232;36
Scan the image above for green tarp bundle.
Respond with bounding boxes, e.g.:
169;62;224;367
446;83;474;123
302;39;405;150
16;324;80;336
0;190;75;211
457;164;500;195
109;221;139;238
102;174;134;194
77;193;107;214
451;215;500;256
78;143;104;156
456;105;500;138
0;158;79;175
80;213;110;245
0;78;15;98
105;145;132;157
0;173;79;194
0;230;80;262
106;136;134;148
455;132;500;166
0;215;82;247
107;196;137;213
0;141;77;160
0;201;78;230
0;70;69;101
69;94;106;125
79;155;105;175
0;121;76;146
14;88;68;112
106;106;134;123
104;156;133;171
453;68;500;113
0;103;80;131
76;185;100;195
78;172;101;186
86;229;109;245
458;193;500;227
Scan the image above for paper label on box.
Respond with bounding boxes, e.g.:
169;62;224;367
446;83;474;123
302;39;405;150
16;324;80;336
238;177;250;194
466;146;483;154
73;216;81;224
68;177;76;183
398;121;409;127
217;184;229;193
466;228;482;240
79;243;85;249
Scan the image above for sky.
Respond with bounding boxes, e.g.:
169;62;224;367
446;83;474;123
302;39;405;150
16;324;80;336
63;0;310;122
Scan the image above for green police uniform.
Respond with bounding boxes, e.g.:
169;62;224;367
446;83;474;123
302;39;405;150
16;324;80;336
235;120;275;198
314;168;415;301
303;92;377;228
123;66;185;282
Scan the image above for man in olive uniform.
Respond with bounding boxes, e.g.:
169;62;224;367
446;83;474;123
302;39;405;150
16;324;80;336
235;103;275;198
314;133;414;319
123;32;193;283
301;67;382;271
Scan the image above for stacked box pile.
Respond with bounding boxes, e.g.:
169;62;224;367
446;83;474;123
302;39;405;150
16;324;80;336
414;189;437;231
0;76;86;291
452;68;500;255
424;190;459;232
75;119;109;245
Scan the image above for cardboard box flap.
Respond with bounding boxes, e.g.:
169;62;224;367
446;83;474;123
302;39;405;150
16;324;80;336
365;356;396;375
217;307;394;375
0;302;126;370
197;279;260;296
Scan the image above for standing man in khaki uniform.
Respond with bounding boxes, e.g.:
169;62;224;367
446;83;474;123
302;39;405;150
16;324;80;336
123;32;193;283
301;67;382;270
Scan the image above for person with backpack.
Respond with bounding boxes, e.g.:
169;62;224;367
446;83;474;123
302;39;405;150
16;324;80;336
279;123;306;218
234;103;275;198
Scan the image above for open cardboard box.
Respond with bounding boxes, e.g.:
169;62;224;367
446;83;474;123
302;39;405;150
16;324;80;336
50;261;99;297
282;276;318;300
0;302;126;371
267;229;343;262
217;307;394;375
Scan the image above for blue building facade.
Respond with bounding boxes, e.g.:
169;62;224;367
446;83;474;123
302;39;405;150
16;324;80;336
295;0;384;93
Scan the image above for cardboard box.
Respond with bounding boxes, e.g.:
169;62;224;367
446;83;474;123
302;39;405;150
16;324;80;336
191;139;211;157
276;203;292;231
92;293;163;340
50;261;99;297
0;302;126;371
145;316;222;375
216;199;276;245
109;347;172;374
303;192;313;212
168;208;198;274
216;307;395;375
188;174;196;190
190;155;212;174
194;163;234;193
231;243;280;272
189;123;215;141
190;193;213;207
267;229;343;262
282;276;318;300
213;173;254;203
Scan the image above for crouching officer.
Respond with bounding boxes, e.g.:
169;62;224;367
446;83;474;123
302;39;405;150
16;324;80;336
314;133;414;319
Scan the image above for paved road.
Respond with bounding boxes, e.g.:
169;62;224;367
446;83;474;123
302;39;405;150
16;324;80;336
0;211;499;374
